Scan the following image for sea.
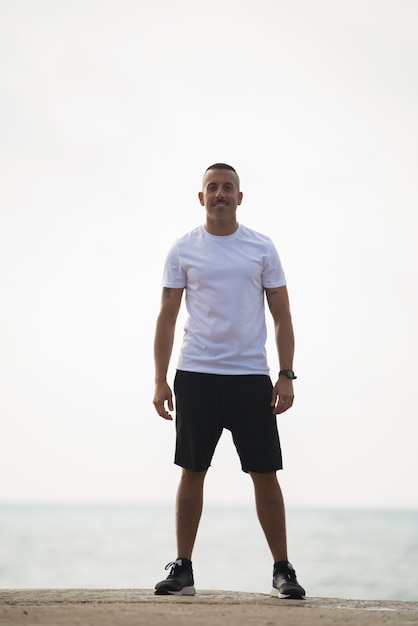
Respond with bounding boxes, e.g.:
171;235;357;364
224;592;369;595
0;504;417;601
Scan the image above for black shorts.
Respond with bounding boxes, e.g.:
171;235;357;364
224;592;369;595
173;370;283;473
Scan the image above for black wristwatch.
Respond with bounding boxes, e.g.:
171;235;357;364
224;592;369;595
279;369;297;380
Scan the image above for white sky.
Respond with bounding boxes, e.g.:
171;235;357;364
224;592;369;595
1;0;417;510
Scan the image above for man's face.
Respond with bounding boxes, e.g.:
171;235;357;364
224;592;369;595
198;169;243;228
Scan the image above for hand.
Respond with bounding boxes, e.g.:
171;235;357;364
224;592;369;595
271;376;294;414
153;381;174;420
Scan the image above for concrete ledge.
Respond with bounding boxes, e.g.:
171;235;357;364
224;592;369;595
1;589;417;626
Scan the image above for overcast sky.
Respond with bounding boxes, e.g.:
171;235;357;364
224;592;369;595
1;0;417;510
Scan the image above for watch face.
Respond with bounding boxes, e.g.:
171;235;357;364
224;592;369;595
280;369;296;379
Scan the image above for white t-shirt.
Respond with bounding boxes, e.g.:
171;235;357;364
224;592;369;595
162;224;286;375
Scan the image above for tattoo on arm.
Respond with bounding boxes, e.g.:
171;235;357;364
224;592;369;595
162;287;172;302
265;288;278;305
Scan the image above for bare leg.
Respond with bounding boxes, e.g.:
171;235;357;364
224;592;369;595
250;471;288;563
176;468;207;560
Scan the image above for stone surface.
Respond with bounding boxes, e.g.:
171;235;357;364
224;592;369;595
1;589;417;626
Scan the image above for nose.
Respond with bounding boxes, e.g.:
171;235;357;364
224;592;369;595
215;186;225;198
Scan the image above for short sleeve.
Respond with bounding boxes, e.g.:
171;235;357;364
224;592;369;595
261;240;287;288
162;243;187;288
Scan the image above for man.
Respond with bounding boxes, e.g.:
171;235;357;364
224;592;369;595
152;163;305;599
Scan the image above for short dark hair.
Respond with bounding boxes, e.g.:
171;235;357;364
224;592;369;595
205;163;237;174
204;163;240;189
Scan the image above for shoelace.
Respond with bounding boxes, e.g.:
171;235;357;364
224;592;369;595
277;564;297;582
165;561;180;576
285;569;297;582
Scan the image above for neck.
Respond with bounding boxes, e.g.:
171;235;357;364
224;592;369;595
204;220;239;237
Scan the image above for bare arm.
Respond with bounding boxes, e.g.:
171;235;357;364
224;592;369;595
265;285;295;414
153;286;184;420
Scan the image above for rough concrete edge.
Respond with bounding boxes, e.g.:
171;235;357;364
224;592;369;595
0;590;417;613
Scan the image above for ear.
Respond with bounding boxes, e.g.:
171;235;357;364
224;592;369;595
237;192;243;205
198;191;205;206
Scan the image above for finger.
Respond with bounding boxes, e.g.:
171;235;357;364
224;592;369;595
273;396;293;414
153;400;173;420
273;399;286;414
159;406;173;420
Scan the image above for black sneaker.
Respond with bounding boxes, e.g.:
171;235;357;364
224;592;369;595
154;558;196;596
271;560;305;599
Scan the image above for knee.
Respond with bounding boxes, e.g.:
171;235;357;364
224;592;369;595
249;471;279;489
181;468;208;484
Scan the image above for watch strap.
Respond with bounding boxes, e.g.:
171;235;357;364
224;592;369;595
278;369;297;380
